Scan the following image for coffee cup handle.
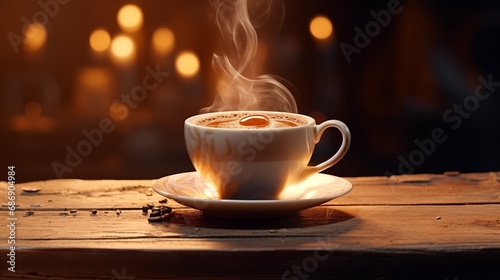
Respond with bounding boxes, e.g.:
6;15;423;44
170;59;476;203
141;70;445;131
299;120;351;181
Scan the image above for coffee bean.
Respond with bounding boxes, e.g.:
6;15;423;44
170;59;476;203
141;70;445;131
150;209;161;217
148;213;173;222
147;203;154;209
159;198;168;204
91;209;98;215
148;216;163;222
142;205;149;214
149;206;171;217
160;206;172;215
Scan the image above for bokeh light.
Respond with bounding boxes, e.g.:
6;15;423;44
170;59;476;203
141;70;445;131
23;23;47;52
152;27;175;55
25;102;42;118
10;102;53;132
89;29;111;52
309;15;334;40
117;4;143;32
109;102;129;121
110;35;135;59
175;51;200;78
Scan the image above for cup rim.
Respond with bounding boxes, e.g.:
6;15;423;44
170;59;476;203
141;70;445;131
185;110;315;130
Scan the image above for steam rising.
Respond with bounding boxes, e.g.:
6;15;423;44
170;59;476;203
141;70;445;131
201;0;297;113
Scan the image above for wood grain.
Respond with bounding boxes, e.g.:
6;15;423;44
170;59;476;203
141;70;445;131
1;172;500;279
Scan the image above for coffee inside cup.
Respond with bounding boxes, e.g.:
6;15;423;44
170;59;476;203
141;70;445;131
194;112;307;129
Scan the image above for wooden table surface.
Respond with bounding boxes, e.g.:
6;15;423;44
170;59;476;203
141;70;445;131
1;172;500;279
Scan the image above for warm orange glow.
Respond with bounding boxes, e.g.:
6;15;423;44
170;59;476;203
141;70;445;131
10;116;53;132
25;102;42;118
111;35;135;59
77;67;112;86
310;15;334;40
175;51;200;78
216;79;228;94
109;102;129;121
117;4;143;32
10;102;53;132
73;67;115;117
23;23;47;52
90;29;111;52
152;27;175;55
10;116;29;131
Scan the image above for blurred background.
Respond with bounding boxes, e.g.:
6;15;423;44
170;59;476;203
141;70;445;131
1;0;500;183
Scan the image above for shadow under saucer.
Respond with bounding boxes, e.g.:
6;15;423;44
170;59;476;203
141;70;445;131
167;207;355;230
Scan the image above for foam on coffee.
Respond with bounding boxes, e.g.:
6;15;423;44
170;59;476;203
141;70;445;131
195;113;307;129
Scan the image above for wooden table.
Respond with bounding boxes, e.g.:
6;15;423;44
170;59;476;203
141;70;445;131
2;172;500;279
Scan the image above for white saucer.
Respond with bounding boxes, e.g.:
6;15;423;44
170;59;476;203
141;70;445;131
152;172;352;218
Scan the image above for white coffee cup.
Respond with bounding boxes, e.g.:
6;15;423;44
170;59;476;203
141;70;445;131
184;111;350;200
